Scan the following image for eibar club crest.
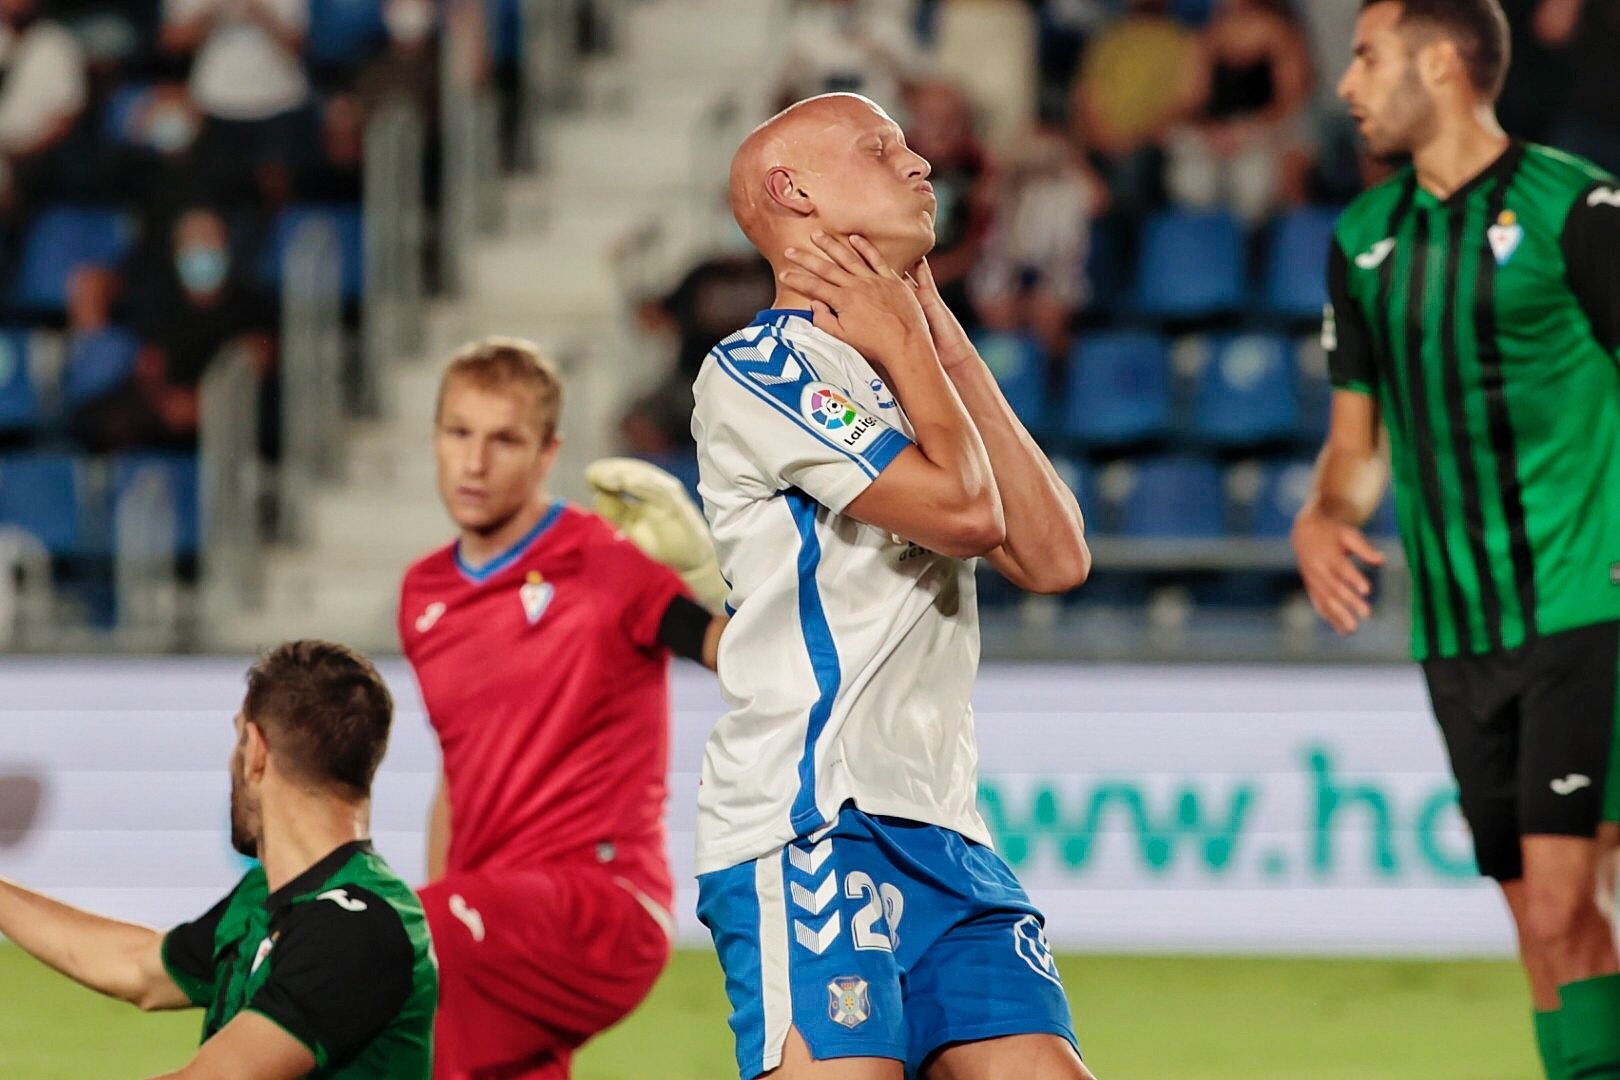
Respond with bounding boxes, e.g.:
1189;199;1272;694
827;976;871;1029
519;571;554;626
1486;209;1522;266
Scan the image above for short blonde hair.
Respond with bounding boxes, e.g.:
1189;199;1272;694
436;336;563;442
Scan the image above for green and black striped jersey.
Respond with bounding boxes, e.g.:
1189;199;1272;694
1325;141;1620;661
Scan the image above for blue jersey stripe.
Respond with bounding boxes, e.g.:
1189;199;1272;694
784;490;842;834
712;349;878;480
453;501;565;584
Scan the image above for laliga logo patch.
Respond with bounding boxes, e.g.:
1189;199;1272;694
827;976;871;1029
1487;209;1522;266
801;381;882;451
519;571;554;626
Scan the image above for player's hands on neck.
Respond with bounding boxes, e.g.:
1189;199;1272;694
1412;107;1510;201
775;230;936;371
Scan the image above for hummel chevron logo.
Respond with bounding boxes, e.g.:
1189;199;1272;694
794;912;842;954
788;838;833;876
791;875;837;915
1587;187;1620;208
1550;774;1592;796
1354;238;1396;269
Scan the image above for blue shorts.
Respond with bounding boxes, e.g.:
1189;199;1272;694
697;806;1079;1079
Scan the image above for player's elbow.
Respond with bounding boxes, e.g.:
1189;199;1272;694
1023;536;1092;594
937;498;1006;559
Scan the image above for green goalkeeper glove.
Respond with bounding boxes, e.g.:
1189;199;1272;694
585;457;729;613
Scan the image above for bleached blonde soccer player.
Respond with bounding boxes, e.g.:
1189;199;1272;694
691;94;1096;1080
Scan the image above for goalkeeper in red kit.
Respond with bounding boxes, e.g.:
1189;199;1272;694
398;337;727;1080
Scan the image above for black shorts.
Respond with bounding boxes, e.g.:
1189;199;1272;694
1421;620;1620;882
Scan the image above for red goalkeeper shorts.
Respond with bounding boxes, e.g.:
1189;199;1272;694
420;864;674;1080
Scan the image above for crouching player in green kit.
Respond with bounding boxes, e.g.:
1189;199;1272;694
0;641;437;1078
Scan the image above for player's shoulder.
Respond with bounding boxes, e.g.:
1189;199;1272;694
1335;167;1414;249
1516;143;1619;221
697;310;854;399
400;541;457;592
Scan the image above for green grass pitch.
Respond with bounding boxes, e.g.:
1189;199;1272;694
0;946;1538;1078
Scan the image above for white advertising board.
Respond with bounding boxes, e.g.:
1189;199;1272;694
0;658;1512;956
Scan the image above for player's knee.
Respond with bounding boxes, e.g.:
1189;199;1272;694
1521;875;1599;953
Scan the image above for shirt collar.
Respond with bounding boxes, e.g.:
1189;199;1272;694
454;501;565;584
749;307;814;327
265;840;374;912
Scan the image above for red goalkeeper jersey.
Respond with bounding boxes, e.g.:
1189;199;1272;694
399;503;688;908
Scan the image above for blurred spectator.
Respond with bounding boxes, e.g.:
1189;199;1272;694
1495;0;1571;144
970;127;1104;357
929;0;1039;151
117;82;218;215
1070;0;1202;220
1539;0;1620;175
1034;0;1114;125
1165;0;1312;224
622;250;774;453
0;0;89;213
296;94;363;202
354;0;439;121
1295;0;1364;201
72;207;274;451
904;80;995;316
774;0;924;115
162;0;314;205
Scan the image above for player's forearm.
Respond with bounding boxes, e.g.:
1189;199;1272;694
945;354;1089;591
1304;441;1388;527
0;876;168;1007
879;333;1000;517
426;775;451;882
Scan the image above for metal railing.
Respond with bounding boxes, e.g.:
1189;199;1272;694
439;0;503;296
199;345;264;621
0;527;53;651
279;217;345;543
362;101;426;413
113;464;183;649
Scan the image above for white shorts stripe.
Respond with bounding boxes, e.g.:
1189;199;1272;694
756;849;793;1072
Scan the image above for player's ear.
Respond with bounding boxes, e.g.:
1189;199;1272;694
243;721;270;782
765;167;813;217
1415;37;1454;91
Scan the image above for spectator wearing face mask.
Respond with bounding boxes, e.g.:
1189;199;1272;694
162;0;314;205
77;207;277;451
354;0;439;123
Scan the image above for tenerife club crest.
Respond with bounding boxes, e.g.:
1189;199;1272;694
519;571;554;626
827;976;871;1029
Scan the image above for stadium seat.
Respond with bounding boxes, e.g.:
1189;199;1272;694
1132;209;1246;318
1110;455;1225;538
112;453;200;556
62;328;140;408
1191;334;1301;447
971;330;1047;431
8;207;134;316
0;330;37;434
1249;458;1316;537
0;452;84;554
1061;331;1173;448
1261;206;1342;320
308;0;388;69
1083;216;1123;315
262;204;365;300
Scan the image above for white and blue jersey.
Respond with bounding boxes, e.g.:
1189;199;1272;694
690;308;992;877
691;310;1080;1077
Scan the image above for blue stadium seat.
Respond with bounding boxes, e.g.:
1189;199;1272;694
1114;456;1225;537
63;328;139;408
102;83;152;145
262;204;364;300
0;452;84;554
308;0;387;68
112;453;200;556
1250;458;1316;537
8;207;134;315
1262;206;1342;319
1061;331;1173;447
1083;216;1122;315
971;330;1047;431
1133;209;1246;318
0;330;36;434
1191;333;1300;447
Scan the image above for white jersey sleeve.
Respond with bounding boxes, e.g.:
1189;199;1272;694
694;323;912;512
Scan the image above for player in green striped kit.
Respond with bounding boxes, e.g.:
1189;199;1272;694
1290;0;1620;1075
0;642;437;1078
